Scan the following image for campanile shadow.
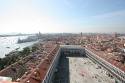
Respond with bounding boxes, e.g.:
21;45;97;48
53;49;85;83
53;54;70;83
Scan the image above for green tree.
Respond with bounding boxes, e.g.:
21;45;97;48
21;47;31;56
31;46;38;52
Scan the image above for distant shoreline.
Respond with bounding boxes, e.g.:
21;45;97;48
0;34;34;37
0;35;37;58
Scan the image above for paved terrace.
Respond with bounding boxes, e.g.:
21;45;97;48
53;46;115;83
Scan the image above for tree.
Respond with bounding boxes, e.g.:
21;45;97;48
21;47;31;56
31;46;38;52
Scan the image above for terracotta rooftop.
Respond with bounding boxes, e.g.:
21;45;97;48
85;46;125;72
0;41;59;83
19;44;59;83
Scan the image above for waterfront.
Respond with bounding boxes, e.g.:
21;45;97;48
0;36;37;58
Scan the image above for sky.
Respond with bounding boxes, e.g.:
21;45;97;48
0;0;125;34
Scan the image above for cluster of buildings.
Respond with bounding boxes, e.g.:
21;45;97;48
0;41;59;83
0;33;125;83
80;33;125;80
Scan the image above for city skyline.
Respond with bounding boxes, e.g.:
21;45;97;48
0;0;125;34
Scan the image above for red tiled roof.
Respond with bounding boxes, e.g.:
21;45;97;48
85;47;125;72
19;44;59;83
0;41;59;83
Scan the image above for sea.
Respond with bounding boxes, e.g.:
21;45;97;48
0;36;37;58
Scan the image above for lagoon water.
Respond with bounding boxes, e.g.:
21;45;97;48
0;36;36;58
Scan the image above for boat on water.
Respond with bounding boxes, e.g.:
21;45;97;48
6;47;10;48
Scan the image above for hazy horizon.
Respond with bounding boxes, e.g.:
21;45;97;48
0;0;125;33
